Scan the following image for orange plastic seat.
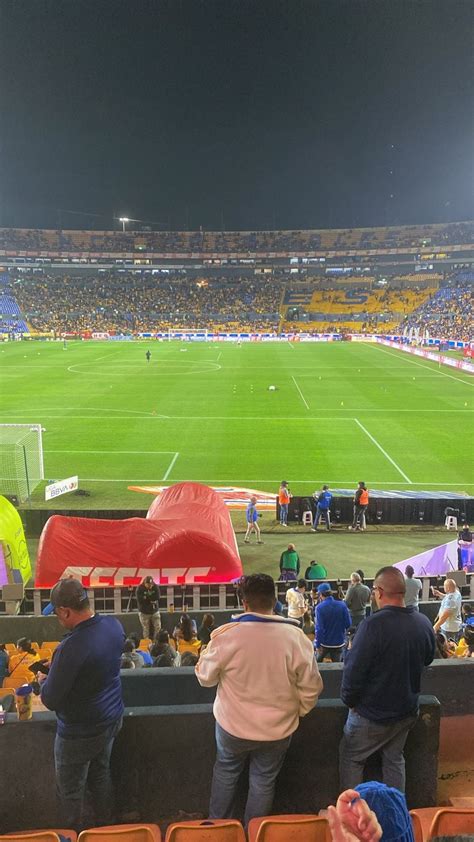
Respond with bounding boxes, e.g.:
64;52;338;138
41;642;60;652
139;640;152;650
165;820;245;841
409;811;424;842
3;677;33;691
5;644;17;654
410;808;443;842
78;825;161;842
1;831;76;842
37;648;52;661
430;807;474;838
248;814;330;842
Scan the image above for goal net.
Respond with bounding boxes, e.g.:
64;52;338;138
0;424;44;502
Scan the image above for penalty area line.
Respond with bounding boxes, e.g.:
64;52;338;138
353;418;412;484
162;452;179;481
291;375;310;410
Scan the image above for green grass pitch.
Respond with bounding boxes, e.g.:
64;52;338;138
1;339;473;510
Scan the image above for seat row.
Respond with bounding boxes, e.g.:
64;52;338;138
2;807;474;841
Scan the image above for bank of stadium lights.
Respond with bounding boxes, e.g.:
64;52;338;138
119;217;130;232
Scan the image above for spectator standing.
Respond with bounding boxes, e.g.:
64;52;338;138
344;572;371;626
278;481;291;526
244;495;263;544
457;523;473;570
305;559;328;581
285;579;307;627
432;578;463;641
136;575;161;640
350;482;369;531
41;579;124;831
279;543;300;581
339;566;435;792
315;583;351;662
404;565;422;610
312;485;332;531
196;573;322;827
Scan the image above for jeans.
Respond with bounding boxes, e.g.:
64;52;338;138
280;570;297;583
209;722;291;827
279;504;288;525
54;717;122;831
316;645;344;663
138;611;161;639
352;505;367;529
339;709;417;792
313;506;330;530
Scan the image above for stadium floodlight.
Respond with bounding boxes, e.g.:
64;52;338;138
0;424;44;502
119;216;130;232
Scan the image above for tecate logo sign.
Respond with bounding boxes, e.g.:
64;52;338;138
45;476;79;501
62;566;212;586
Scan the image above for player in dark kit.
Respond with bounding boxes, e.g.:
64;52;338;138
146;350;151;362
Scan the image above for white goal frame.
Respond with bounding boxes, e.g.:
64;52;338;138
0;423;44;501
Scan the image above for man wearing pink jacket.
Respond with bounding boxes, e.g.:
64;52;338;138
196;573;323;826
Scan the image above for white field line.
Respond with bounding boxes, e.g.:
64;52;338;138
35;478;473;486
368;344;474;386
0;411;471;420
291;375;310;410
44;450;177;454
353;418;412;483
162;452;179;481
216;351;222;362
287;340;295;350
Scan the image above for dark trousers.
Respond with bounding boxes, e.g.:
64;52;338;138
54;717;122;831
352;504;367;529
316;645;344;663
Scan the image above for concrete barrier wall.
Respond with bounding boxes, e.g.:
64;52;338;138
0;601;453;641
120;660;473;717
0;698;440;833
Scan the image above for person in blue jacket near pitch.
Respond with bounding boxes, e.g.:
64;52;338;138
312;485;332;531
244;495;263;544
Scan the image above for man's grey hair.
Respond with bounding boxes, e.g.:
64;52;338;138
351;572;361;583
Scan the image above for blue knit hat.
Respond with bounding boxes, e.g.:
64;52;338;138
355;782;414;842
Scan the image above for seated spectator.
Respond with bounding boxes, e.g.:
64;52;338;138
173;614;199;654
151;630;180;666
344;572;371;626
198;613;216;646
120;654;136;669
9;638;38;672
0;644;9;684
302;610;315;640
180;651;200;667
123;638;144;668
434;632;456;659
304;559;328;580
279;543;300;581
153;652;175;668
128;631;153;665
456;624;474;658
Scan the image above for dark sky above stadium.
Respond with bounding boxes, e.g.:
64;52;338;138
1;0;473;232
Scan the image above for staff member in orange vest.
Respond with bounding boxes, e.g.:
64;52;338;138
350;482;369;531
278;481;292;527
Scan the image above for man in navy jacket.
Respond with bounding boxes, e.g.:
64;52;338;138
339;566;435;793
314;582;351;662
41;578;125;831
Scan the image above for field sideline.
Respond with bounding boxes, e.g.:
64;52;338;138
1;339;473;509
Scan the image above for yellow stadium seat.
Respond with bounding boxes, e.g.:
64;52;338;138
165;820;245;841
41;642;60;653
37;648;52;661
2;676;32;691
5;644;17;654
78;825;161;842
139;639;152;650
248;815;330;842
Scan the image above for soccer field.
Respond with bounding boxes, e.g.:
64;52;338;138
1;339;473;508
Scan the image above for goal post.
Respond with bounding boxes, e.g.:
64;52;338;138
0;424;44;502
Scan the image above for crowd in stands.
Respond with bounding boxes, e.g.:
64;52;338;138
1;219;473;254
400;276;473;341
12;271;284;333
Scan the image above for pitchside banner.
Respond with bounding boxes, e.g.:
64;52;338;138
45;475;79;501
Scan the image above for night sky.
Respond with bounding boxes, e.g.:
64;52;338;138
1;0;472;231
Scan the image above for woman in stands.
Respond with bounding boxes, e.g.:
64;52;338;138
197;613;216;646
8;638;39;673
173;613;201;656
0;644;9;684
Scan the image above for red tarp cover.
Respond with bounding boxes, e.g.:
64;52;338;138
35;482;243;586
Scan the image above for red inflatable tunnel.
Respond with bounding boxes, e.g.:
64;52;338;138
35;482;243;587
